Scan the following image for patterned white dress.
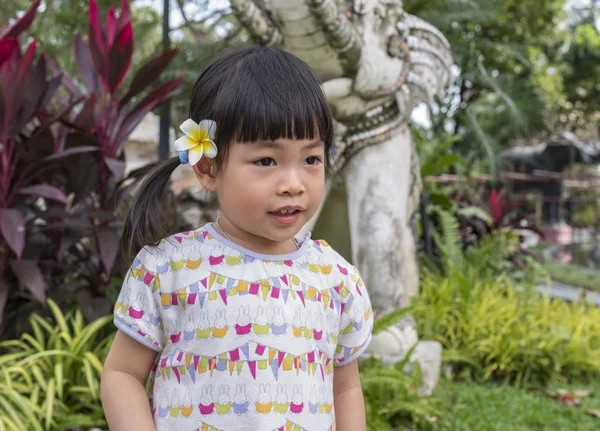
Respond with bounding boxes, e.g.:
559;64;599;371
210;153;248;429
114;223;373;431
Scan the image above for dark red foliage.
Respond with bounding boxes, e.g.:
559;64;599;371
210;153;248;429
0;0;182;328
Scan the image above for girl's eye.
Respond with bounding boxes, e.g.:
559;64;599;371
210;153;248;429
305;156;322;166
255;158;275;167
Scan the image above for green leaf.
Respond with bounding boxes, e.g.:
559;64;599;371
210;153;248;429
456;206;493;225
44;379;54;431
373;306;416;336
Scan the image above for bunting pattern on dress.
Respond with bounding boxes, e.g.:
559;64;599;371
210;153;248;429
156;272;354;311
113;223;373;431
157;342;336;383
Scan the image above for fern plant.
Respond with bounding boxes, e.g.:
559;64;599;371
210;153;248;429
362;354;441;431
360;306;441;430
416;264;600;386
0;300;114;431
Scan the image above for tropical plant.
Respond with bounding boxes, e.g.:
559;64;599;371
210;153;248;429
362;354;441;431
0;299;114;430
416;259;600;386
0;0;97;325
405;0;567;171
50;0;182;309
0;0;163;81
360;307;441;431
0;0;182;331
413;128;500;263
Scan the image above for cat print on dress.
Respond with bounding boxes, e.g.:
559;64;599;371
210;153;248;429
199;385;215;415
274;384;290;413
216;385;232;415
253;305;270;335
271;306;288;336
212;309;228;338
290;385;305;414
196;311;211;339
232;384;249;414
255;384;273;414
235;305;252;335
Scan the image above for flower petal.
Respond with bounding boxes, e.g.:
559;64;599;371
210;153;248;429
174;135;199;151
202;140;218;159
180;119;201;141
197;119;217;141
188;145;205;166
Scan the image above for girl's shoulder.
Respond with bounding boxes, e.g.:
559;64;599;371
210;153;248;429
304;238;355;275
140;225;216;261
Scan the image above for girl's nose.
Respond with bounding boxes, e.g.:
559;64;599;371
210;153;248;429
277;169;305;195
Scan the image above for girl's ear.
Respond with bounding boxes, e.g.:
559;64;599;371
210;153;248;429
191;157;217;191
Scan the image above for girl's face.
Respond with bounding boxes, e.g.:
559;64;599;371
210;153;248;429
207;137;326;255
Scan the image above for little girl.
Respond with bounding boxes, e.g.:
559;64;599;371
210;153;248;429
101;47;373;431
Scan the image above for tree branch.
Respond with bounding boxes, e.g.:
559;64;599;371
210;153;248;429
170;2;231;35
173;0;204;36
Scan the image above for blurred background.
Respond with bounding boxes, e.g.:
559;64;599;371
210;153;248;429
0;0;599;430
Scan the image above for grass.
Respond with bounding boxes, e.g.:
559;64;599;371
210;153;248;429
530;243;600;292
542;260;600;292
426;379;600;431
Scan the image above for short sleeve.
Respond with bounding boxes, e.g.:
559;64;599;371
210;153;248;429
334;265;373;366
113;246;165;351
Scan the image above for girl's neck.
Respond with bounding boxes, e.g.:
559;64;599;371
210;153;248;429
214;215;299;256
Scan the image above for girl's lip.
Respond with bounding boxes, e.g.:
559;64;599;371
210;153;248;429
271;206;304;213
269;210;302;225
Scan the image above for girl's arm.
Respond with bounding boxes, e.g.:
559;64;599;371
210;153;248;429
101;330;159;431
333;361;366;431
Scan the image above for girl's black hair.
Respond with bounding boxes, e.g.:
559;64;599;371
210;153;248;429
121;47;334;261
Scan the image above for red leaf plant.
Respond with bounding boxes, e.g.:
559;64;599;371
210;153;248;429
52;0;181;309
0;0;98;323
0;0;181;330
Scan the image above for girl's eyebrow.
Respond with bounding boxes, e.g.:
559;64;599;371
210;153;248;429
252;140;324;149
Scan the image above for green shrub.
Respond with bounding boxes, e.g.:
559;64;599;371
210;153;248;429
416;267;600;386
361;307;441;430
0;300;114;431
361;355;441;431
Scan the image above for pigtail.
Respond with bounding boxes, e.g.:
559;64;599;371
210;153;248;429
120;156;181;262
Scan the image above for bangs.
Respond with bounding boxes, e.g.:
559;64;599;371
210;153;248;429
210;48;333;149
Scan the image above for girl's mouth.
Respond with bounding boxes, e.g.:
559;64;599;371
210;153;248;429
269;208;302;224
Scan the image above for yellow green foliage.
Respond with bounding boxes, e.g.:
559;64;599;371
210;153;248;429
416;269;600;386
0;300;113;431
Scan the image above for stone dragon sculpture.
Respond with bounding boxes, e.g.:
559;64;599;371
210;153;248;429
231;0;453;393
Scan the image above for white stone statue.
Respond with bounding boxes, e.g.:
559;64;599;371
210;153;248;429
231;0;452;393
